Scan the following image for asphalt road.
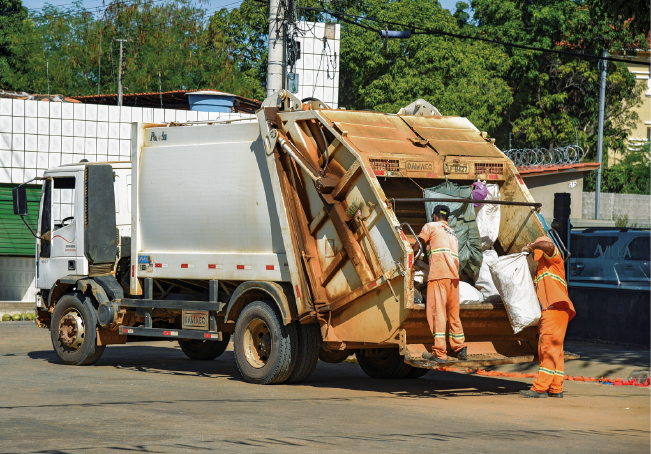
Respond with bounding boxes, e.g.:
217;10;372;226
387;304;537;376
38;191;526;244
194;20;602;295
1;322;649;454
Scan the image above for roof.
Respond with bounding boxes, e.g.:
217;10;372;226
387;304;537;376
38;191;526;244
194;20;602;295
0;89;80;103
518;162;600;177
70;88;261;114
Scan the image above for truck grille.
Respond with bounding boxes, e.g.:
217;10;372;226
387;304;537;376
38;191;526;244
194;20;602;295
475;163;503;176
370;159;399;173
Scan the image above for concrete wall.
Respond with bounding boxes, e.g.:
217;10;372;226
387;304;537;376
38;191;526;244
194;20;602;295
294;21;340;108
522;172;584;221
0;98;254;184
582;192;651;227
0;257;36;302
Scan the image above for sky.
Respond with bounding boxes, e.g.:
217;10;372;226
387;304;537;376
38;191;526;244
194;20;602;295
20;0;464;16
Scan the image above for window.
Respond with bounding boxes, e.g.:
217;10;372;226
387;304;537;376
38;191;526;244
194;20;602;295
627;236;650;261
52;177;76;229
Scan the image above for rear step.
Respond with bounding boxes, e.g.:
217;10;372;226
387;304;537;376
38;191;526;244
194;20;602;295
405;351;580;369
119;326;225;341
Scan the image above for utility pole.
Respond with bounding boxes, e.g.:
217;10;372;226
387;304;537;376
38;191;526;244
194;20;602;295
267;0;285;96
595;50;607;220
116;39;127;106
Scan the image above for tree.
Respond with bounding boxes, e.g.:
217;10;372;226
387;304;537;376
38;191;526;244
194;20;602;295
472;0;647;158
586;0;650;38
584;142;651;195
337;0;513;133
0;0;27;90
0;0;261;98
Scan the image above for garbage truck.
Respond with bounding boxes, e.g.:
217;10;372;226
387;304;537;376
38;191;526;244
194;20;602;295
12;90;573;384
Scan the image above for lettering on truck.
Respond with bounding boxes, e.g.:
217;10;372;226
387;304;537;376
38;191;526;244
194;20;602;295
406;162;434;171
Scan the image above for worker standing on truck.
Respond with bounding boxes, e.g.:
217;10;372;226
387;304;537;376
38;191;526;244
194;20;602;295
412;205;467;363
520;237;576;398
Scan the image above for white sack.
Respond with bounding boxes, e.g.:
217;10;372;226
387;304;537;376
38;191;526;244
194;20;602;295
474;249;501;303
459;281;484;304
489;252;541;334
475;183;501;250
413;259;430;285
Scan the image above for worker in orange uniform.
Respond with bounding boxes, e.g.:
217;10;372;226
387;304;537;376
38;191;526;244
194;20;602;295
520;236;576;398
412;205;467;363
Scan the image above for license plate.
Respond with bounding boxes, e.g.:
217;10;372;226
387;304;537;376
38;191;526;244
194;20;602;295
444;163;469;174
182;311;209;330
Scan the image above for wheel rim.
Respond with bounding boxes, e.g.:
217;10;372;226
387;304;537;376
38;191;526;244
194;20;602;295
59;308;86;351
242;318;271;369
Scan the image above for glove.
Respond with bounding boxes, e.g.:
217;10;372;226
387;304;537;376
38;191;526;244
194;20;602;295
521;246;532;255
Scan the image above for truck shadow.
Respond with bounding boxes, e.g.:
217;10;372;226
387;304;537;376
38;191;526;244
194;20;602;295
28;343;530;399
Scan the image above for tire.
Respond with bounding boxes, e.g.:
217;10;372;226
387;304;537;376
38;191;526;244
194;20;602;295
233;301;296;385
179;333;231;360
286;322;321;384
318;348;353;364
50;292;106;366
405;367;429;379
356;348;413;379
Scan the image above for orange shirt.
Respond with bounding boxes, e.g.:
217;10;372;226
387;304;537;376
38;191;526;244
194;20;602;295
533;246;576;320
418;221;459;281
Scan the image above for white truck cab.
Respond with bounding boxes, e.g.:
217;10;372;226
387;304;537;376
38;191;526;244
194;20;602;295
33;162;131;297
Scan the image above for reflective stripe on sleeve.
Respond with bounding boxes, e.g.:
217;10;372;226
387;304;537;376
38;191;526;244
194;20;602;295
534;271;567;288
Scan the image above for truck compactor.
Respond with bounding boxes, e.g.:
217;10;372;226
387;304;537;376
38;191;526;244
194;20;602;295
14;91;568;384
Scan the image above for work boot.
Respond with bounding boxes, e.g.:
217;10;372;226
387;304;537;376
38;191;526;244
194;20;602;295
519;390;548;398
422;352;443;363
456;346;468;361
548;391;564;398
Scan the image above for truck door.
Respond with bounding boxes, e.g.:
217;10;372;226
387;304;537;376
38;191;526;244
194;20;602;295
37;175;80;289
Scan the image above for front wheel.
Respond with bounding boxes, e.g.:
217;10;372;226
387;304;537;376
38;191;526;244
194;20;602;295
233;301;296;384
50;292;105;366
179;333;231;360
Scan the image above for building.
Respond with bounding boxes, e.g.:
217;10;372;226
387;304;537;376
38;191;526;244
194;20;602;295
609;48;650;165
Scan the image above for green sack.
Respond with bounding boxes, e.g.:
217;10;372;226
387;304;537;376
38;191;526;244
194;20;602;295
423;180;483;280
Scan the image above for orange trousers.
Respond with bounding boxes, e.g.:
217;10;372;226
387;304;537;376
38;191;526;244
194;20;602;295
532;308;571;393
426;279;466;359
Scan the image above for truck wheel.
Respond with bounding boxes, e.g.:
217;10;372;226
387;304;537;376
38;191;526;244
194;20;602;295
286;322;321;384
356;349;413;379
179;333;231;360
50;292;106;366
233;301;296;384
318;348;353;364
405;367;429;379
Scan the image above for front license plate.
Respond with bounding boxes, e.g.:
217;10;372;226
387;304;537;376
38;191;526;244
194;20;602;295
182;310;209;330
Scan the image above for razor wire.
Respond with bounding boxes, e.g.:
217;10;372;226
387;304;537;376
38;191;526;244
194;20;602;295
502;145;585;168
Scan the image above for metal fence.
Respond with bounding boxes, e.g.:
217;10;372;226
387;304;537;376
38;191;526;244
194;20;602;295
503;145;585;168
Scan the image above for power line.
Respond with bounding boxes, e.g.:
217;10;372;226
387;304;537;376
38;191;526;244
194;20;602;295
298;6;651;67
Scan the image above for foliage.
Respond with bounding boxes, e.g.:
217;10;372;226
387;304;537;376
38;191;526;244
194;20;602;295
472;0;647;158
0;0;27;89
336;0;512;133
1;0;261;98
584;143;651;195
585;0;650;38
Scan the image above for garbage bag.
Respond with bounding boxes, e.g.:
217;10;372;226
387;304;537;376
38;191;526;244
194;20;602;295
474;249;501;303
423;181;482;280
471;181;488;207
489;253;541;334
459;281;484;304
474;182;501;250
413;259;429;286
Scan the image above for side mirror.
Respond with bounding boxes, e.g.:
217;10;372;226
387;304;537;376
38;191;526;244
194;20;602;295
12;186;28;216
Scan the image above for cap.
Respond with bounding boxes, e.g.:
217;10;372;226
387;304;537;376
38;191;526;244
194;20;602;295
433;204;450;217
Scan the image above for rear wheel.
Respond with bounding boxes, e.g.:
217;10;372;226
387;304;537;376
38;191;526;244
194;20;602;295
286;322;321;383
405;367;429;379
50;292;105;366
356;348;413;379
233;301;296;384
179;333;231;360
318;348;353;364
